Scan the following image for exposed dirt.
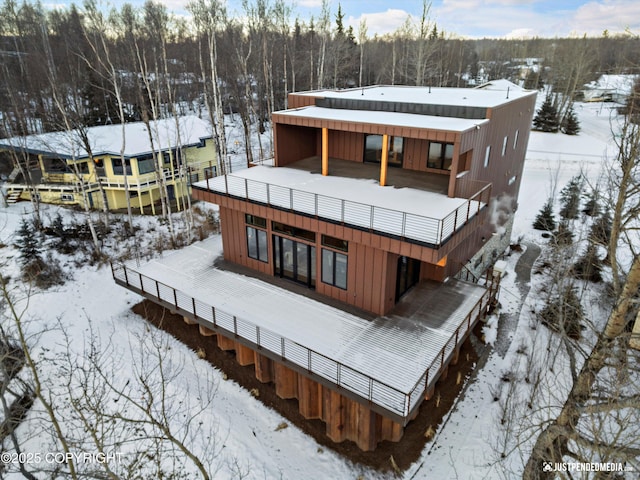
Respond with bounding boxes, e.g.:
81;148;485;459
133;300;483;474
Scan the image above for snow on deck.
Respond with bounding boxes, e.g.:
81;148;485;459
194;165;483;246
116;236;487;417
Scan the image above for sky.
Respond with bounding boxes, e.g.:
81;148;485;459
46;0;640;39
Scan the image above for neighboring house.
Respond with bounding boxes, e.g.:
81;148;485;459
113;81;537;451
0;116;217;213
581;74;639;103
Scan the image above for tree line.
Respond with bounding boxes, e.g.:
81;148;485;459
1;0;640;145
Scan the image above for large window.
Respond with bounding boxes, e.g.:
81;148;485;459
322;249;347;289
273;235;316;287
247;227;268;262
111;158;132;176
137;155;155;174
364;135;403;166
484;145;491;168
427;142;454;170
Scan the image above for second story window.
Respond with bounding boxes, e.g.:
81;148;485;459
364;135;403;167
111;158;132;176
272;222;315;242
138;155;155;174
321;235;348;289
427;142;454;170
484;145;491;168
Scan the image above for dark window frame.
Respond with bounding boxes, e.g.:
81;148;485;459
321;249;348;290
246;226;268;263
427;142;454;170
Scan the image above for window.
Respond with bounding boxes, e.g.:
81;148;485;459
508;175;517;185
274;235;316;287
204;166;217;179
138;155;155;174
247;227;268;262
60;193;74;201
272;222;315;242
322;249;347;289
363;135;403;166
427;142;454;170
246;214;267;228
111;158;132;175
484;145;491;168
321;235;348;252
513;130;519;149
502;136;508;156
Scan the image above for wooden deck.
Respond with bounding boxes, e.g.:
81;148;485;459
112;237;493;424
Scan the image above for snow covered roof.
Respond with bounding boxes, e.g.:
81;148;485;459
0;115;212;159
584;74;638;95
275;106;487;132
296;82;535;109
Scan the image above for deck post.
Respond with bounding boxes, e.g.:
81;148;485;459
322;127;329;176
379;134;389;186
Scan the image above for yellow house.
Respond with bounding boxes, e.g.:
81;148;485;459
0;116;217;213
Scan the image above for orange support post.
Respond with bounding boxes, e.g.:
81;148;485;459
379;134;389;186
322;127;329;176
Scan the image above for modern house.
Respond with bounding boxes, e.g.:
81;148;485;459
112;81;537;451
0;116;216;213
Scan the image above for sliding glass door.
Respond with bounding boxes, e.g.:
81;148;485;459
273;235;316;288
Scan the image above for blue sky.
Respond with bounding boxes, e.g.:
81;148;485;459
48;0;640;38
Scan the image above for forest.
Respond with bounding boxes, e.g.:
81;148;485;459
1;0;640;168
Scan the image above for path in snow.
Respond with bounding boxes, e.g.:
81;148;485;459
495;242;542;358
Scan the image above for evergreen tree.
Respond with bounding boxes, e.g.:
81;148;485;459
588;211;612;246
540;285;584;339
573;243;603;282
533;95;560;132
533;199;556;231
562;104;580;135
15;218;42;267
559;175;583;220
582;189;601;217
553;220;574;247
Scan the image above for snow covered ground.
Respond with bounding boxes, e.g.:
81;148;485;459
0;101;630;479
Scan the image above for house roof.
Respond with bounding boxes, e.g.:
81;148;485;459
295;81;535;109
0;115;212;160
274;106;488;132
584;74;638;95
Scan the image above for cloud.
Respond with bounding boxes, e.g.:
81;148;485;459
568;1;640;35
297;0;324;7
348;9;412;36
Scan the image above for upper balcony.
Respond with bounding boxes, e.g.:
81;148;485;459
193;157;491;248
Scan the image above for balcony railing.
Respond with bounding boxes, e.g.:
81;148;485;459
112;261;493;422
199;175;491;247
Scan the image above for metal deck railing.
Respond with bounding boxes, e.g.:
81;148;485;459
112;261;495;423
197;174;491;247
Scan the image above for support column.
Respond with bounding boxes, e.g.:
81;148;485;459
254;352;274;383
379;134;389;186
353;403;377;451
138;188;143;214
324;389;347;443
297;375;322;419
274;363;298;399
217;334;235;351
150;189;156;215
321;127;329;176
235;342;255;366
380;416;404;443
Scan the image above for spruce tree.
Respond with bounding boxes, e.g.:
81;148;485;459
582;189;600;217
559;175;583;220
573;243;603;282
540;285;583;339
533;95;560;132
562;104;580;135
533;199;556;231
15;218;42;267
